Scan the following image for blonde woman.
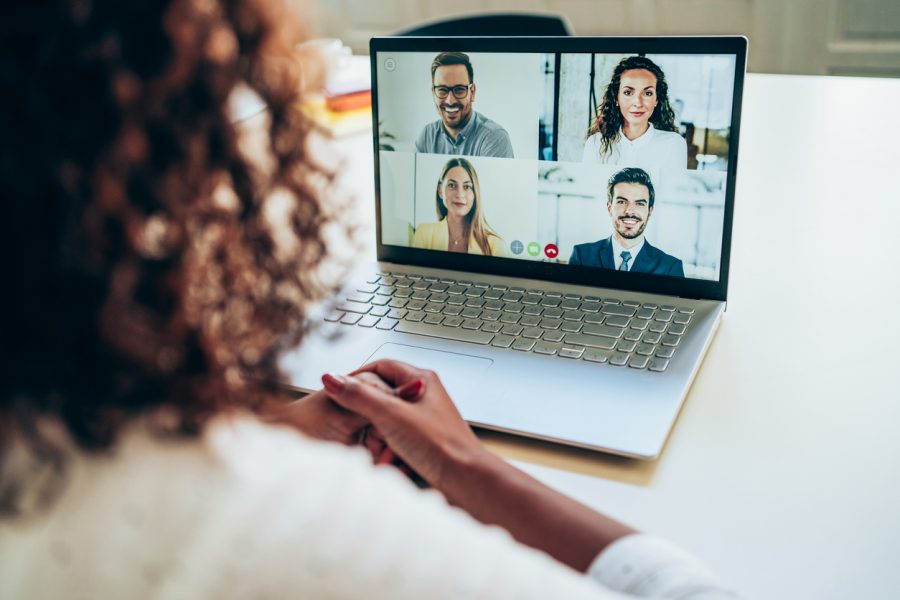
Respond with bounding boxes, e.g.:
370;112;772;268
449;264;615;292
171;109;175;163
413;158;506;256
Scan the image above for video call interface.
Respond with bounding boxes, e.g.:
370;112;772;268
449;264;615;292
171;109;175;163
375;50;737;281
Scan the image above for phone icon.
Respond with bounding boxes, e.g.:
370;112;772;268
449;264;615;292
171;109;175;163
544;244;559;259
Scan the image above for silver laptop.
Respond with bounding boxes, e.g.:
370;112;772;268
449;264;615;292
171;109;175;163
282;36;747;459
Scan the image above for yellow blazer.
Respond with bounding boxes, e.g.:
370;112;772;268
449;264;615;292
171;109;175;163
412;220;506;257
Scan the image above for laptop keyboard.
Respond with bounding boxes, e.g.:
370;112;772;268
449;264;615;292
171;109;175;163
325;272;695;372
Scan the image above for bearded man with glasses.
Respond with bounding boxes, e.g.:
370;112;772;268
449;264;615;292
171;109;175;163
415;52;515;158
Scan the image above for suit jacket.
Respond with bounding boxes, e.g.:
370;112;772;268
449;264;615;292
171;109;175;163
568;237;684;277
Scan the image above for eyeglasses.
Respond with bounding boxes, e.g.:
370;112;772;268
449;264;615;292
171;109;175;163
432;84;472;99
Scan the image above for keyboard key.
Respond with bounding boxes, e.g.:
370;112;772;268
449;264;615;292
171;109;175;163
526;289;544;296
609;352;630;366
481;310;502;321
482;322;503;333
356;284;379;294
656;347;675;359
563;333;616;350
540;317;562;329
635;343;655;356
490;284;508;291
442;305;463;316
602;298;621;305
482;289;503;300
340;313;362;325
584;348;611;363
654;312;673;323
502;302;524;313
629;319;649;331
499;313;520;324
484;300;504;310
473;281;491;289
543;307;564;318
584;313;605;324
465;288;484;298
522;327;544;339
623;330;642;342
673;313;692;325
424;302;444;313
369;305;390;318
338;301;371;314
394;289;413;299
461;319;483;330
377;285;395;295
542;330;565;343
660;305;676;312
405;311;426;322
512;338;536;352
387;308;407;319
622;300;640;308
583;295;601;302
443;316;463;327
324;311;343;322
643;332;662;344
560;299;581;310
581;301;602;313
423;314;444;325
371;295;391;306
411;281;430;291
365;275;381;284
540;297;561;308
648;322;667;333
522;305;544;316
560;321;583;333
464;298;485;308
447;285;467;295
389;298;408;308
396;320;493;344
617;340;637;353
661;335;681;347
668;323;687;335
582;323;625;339
501;324;524;336
491;335;515;348
562;310;584;322
522;294;542;305
628;355;650;369
534;342;560;355
648;357;670;372
406;300;427;311
564;293;581;300
410;291;430;301
429;293;449;303
678;307;695;314
559;346;585;359
642;302;658;310
602;304;636;317
636;308;655;320
604;315;631;328
501;292;523;302
358;315;380;328
447;296;466;306
520;315;541;327
429;283;448;293
461;308;483;319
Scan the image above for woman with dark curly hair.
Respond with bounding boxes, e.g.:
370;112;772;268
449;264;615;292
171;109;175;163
0;1;735;597
583;55;687;170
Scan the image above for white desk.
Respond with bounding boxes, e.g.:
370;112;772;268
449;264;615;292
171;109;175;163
336;73;900;600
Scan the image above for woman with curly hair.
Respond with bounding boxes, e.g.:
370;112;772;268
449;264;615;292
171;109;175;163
412;158;506;256
0;1;735;597
583;55;688;170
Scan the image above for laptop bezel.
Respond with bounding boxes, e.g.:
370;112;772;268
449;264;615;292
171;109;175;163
369;35;747;302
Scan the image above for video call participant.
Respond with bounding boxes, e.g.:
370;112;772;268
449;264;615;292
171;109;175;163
415;52;514;158
569;168;684;277
413;158;506;256
582;56;687;171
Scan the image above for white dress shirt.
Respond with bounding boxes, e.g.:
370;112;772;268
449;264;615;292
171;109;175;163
582;124;688;171
0;415;738;599
612;236;646;271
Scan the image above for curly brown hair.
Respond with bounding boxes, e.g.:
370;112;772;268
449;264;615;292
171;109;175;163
0;0;341;515
586;55;678;157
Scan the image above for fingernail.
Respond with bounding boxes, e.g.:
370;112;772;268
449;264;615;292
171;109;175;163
396;378;424;401
375;447;396;466
322;373;346;394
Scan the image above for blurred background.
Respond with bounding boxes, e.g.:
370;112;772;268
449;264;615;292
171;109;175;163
309;0;900;78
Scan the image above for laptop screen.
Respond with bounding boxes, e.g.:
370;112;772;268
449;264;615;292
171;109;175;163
372;39;744;295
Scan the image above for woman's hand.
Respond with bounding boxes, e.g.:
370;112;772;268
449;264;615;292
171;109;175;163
270;372;390;446
321;359;488;490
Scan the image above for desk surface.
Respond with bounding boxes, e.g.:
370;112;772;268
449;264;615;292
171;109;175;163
336;73;900;600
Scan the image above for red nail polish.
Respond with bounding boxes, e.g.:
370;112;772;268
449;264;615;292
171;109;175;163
397;378;424;400
322;373;345;393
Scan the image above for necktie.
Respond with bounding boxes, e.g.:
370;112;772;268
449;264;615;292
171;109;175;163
619;250;632;272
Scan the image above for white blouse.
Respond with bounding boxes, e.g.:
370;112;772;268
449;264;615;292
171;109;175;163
582;124;688;172
0;415;737;599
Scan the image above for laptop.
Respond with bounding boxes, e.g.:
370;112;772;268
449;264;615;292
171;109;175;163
281;36;747;459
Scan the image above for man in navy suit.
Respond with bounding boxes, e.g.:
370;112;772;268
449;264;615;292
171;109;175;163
569;167;684;277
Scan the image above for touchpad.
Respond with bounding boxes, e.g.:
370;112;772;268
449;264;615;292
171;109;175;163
363;343;493;400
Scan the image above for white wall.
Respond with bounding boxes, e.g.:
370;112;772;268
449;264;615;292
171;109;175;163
375;51;545;158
